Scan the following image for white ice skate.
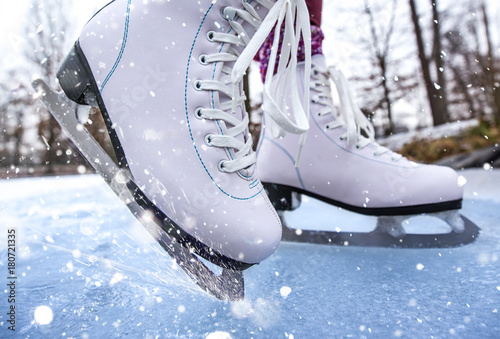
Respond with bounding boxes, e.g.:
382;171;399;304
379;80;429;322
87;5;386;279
257;54;479;248
33;0;312;300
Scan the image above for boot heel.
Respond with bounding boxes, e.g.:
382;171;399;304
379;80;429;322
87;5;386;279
263;183;302;211
57;42;98;106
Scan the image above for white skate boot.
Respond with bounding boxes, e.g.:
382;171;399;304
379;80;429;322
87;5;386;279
33;0;312;299
257;54;479;247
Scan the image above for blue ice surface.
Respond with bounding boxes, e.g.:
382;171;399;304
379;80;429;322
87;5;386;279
0;169;499;338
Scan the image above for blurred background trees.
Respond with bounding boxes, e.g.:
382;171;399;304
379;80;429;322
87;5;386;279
323;0;499;134
0;0;91;176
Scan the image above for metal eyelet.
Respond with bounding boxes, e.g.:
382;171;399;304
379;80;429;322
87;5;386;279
193;80;203;91
207;31;215;42
195;107;204;119
218;160;227;172
219;6;227;18
198;54;209;65
220;6;237;21
204;134;213;146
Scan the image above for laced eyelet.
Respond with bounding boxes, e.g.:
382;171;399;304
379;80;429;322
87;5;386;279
220;6;237;21
204;134;213;146
206;31;215;42
339;136;346;141
325;125;331;130
355;145;361;149
195;107;204;119
218;160;227;172
373;152;381;157
193;80;203;91
220;6;227;18
198;54;209;65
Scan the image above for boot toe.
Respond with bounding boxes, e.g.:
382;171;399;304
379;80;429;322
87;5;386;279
180;192;282;266
218;193;282;265
418;165;464;204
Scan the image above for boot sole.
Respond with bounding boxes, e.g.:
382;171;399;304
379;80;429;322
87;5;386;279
263;182;462;216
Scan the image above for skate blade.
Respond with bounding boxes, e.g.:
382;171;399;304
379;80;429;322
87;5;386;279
32;79;244;300
375;210;465;238
265;183;478;248
280;212;479;248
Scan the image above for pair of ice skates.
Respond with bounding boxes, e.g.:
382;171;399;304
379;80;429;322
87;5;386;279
34;0;477;300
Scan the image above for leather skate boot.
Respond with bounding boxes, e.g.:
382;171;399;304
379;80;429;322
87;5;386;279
56;0;311;267
257;54;465;236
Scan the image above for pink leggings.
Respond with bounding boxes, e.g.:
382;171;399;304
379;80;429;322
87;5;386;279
255;0;324;81
306;0;323;27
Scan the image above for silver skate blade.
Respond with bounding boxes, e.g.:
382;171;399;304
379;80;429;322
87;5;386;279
281;212;479;248
32;79;121;184
126;200;244;301
374;210;466;237
32;79;244;301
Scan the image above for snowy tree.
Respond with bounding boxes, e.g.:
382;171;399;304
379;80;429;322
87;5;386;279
420;0;500;123
24;0;73;173
0;67;47;170
476;0;500;122
408;0;450;126
355;0;422;135
325;1;426;135
323;0;499;133
0;0;90;174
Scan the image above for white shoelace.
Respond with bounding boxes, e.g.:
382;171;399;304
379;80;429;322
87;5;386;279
311;64;402;161
197;0;311;173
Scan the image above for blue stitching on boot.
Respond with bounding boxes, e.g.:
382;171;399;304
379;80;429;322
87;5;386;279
263;136;306;190
185;4;262;201
100;0;132;93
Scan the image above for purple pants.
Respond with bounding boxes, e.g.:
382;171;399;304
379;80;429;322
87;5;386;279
255;0;324;82
307;0;323;27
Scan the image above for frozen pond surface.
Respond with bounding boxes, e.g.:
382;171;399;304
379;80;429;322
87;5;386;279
0;169;499;338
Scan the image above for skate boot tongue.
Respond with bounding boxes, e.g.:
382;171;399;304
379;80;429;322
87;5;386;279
328;66;375;146
308;55;401;160
311;53;328;69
